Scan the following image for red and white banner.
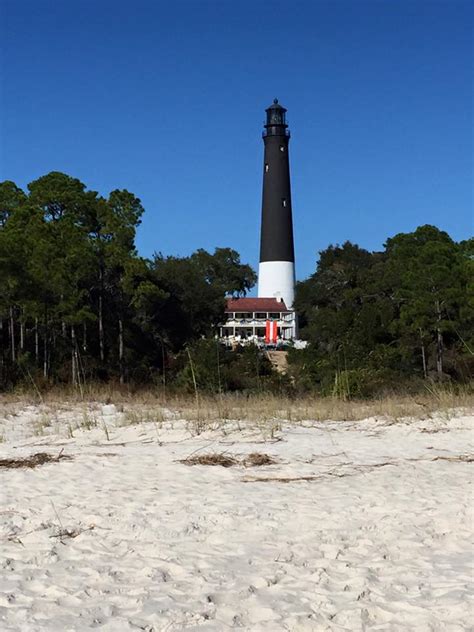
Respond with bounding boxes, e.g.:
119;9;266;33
265;320;278;344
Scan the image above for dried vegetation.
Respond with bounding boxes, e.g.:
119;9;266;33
0;452;72;469
180;451;277;468
0;383;472;442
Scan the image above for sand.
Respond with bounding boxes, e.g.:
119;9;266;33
0;402;472;631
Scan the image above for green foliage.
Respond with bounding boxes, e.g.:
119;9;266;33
1;171;470;398
0;181;27;226
173;339;277;394
0;173;257;390
331;368;396;399
291;226;473;395
190;247;257;297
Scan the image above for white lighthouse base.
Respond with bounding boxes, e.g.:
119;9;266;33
258;260;295;309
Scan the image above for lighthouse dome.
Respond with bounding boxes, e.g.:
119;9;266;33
264;98;287;128
266;98;286;111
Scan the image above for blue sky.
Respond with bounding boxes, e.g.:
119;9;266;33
1;0;472;281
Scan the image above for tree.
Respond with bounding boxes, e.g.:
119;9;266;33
0;181;27;227
291;226;472;393
294;241;381;359
0;173;260;390
385;225;465;378
190;247;256;297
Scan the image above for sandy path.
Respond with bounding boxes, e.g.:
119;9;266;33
0;405;472;631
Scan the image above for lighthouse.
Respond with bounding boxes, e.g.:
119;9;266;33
219;99;297;343
258;98;296;309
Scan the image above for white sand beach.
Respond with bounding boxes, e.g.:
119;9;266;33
0;402;472;631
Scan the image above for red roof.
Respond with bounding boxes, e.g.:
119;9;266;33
225;297;289;312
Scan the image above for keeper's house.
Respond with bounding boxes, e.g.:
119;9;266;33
219;297;296;344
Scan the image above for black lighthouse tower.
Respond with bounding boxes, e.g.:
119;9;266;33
258;99;296;308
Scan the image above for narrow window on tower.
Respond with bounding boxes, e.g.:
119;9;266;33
279;145;285;152
282;198;287;207
265;163;269;173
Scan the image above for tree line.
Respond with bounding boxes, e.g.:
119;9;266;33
0;172;255;390
0;172;472;395
292;227;473;395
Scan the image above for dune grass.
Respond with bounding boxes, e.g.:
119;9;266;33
1;382;472;434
